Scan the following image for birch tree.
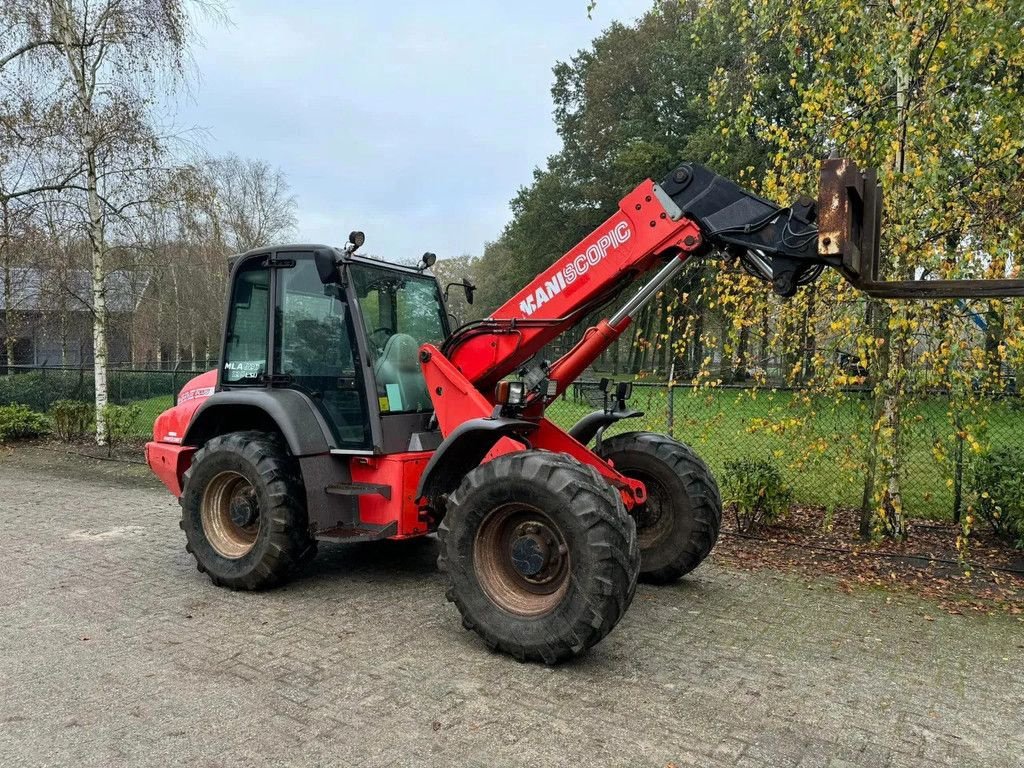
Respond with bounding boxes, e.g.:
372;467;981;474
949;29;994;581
2;0;220;443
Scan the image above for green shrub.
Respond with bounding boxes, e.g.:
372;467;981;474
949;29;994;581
0;367;209;412
102;403;142;456
50;399;94;441
0;370;91;411
0;404;50;442
967;447;1024;548
722;457;792;533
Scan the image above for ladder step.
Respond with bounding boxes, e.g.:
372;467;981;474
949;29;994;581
315;521;398;543
325;482;392;500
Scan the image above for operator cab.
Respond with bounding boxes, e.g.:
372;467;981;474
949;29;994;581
220;237;450;454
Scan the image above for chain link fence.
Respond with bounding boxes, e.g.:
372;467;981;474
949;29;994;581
544;381;1015;522
3;364;1013;521
0;363;213;439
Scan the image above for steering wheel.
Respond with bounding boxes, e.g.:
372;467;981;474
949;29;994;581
369;327;394;354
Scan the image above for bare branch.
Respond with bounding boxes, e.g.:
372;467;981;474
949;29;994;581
0;39;60;72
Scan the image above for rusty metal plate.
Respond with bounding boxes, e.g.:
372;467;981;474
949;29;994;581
818;158;861;259
818;159;1024;298
818;158;882;282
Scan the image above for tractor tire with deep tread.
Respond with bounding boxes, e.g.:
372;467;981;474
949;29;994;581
180;430;317;590
438;450;640;664
597;432;721;584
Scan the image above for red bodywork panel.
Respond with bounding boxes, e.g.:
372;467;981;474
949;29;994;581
350;453;432;537
146;369;217;496
152;369;217;448
145;441;195;497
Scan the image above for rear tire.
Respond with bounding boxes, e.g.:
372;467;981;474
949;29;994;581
180;431;317;590
438;450;640;664
597;432;721;584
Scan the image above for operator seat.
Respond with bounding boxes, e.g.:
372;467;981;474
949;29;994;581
373;333;430;411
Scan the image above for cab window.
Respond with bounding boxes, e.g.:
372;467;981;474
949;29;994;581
350;264;447;414
223;264;270;384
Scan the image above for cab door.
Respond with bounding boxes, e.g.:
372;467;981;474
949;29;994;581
273;252;371;450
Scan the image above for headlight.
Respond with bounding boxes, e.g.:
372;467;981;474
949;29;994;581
496;380;527;406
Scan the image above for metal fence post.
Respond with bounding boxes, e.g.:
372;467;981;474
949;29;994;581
952;412;964;523
667;362;676;439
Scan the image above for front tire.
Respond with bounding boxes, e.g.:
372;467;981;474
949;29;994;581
597;432;721;584
438;450;640;664
180;431;317;590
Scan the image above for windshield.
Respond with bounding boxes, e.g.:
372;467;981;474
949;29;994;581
350;263;447;414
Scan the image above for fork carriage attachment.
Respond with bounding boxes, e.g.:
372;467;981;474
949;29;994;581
810;158;1024;299
652;157;1024;300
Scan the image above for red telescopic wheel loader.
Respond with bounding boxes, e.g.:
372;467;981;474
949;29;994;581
146;159;1024;663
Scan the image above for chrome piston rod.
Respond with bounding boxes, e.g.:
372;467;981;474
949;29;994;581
609;255;694;327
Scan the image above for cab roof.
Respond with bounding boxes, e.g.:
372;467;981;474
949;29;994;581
230;243;433;277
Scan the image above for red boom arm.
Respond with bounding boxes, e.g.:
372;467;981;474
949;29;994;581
442;181;704;394
419;179;705;508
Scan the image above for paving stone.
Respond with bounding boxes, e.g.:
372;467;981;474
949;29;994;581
1;454;1022;767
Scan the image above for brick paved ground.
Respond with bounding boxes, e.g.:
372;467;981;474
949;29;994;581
2;448;1022;767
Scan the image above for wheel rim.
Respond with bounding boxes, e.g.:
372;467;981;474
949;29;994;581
627;469;674;549
473;503;571;617
200;471;261;559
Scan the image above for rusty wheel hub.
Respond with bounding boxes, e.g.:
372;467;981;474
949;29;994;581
629;471;672;549
201;471;260;559
474;504;570;617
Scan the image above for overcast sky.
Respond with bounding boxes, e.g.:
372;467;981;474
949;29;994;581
177;0;652;262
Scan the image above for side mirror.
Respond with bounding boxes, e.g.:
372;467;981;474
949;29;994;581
444;277;477;305
314;248;340;284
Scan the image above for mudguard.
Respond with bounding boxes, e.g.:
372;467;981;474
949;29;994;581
182;388;336;457
416;416;537;502
567;408;643;446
